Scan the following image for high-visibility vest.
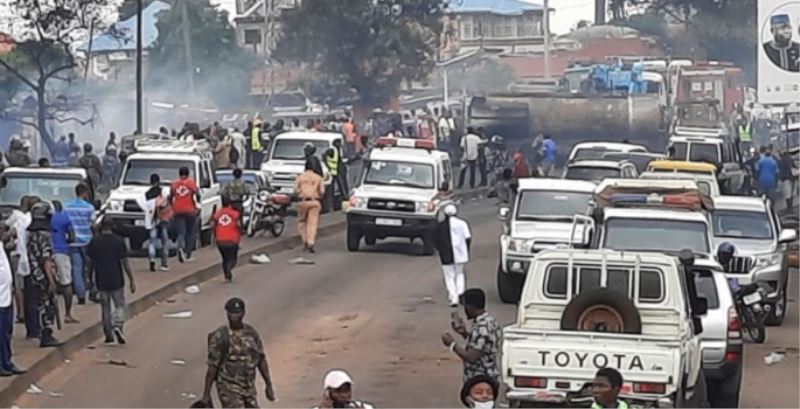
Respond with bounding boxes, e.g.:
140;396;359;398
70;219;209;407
739;125;752;142
591;400;628;409
251;127;262;151
326;148;339;176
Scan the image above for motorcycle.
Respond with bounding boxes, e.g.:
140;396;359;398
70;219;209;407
246;188;291;238
729;278;770;343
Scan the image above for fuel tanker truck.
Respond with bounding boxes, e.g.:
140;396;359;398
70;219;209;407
469;61;668;157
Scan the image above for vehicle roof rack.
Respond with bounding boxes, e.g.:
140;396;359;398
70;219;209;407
133;139;212;157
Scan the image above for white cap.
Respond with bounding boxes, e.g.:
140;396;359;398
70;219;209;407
443;203;458;217
21;140;31;149
323;369;353;389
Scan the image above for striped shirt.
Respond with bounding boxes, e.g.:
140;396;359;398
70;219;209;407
64;199;96;246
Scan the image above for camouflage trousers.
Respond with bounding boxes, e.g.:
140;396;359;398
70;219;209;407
217;387;258;408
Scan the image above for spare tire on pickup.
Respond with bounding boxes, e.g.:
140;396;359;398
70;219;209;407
560;288;642;334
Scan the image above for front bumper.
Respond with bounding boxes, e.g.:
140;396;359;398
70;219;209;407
504;388;674;408
103;212;148;237
347;212;437;238
501;253;534;275
728;261;785;301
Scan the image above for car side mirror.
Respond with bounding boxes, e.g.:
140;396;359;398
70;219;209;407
692;317;704;335
779;229;797;244
498;207;510;221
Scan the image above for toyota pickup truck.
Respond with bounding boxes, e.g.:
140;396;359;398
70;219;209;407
502;249;708;408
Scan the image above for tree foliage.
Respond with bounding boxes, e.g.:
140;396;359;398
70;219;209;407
613;0;757;81
148;0;257;108
274;0;450;108
0;0;114;153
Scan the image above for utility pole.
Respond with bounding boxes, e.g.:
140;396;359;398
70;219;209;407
263;0;276;101
179;0;195;99
135;0;143;134
543;0;551;80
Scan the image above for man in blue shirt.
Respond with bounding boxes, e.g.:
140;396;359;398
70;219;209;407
50;201;77;323
64;184;96;304
756;149;780;201
539;134;558;177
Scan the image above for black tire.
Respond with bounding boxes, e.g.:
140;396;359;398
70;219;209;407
347;225;361;252
744;308;767;343
497;265;522;304
765;279;787;326
270;219;285;237
365;235;376;246
421;233;435;256
708;369;741;408
560;288;642;334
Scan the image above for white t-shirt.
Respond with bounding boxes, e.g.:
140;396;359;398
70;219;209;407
461;133;482;161
449;216;472;264
7;210;31;277
0;248;12;307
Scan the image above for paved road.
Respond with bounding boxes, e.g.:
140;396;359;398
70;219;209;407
14;199;800;408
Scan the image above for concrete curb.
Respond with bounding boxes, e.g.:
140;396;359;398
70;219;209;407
0;188;488;406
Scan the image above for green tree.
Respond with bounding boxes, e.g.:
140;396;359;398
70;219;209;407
148;0;257;108
0;0;112;154
274;0;450;108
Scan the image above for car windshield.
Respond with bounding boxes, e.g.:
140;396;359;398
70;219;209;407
516;190;592;219
364;160;434;189
123;159;195;186
689;144;720;164
712;210;773;240
217;173;260;195
572;148;609;161
564;166;620;182
0;175;83;205
270;139;330;160
604;218;710;253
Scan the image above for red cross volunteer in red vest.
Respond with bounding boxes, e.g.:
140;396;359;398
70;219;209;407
170;167;201;263
212;198;242;282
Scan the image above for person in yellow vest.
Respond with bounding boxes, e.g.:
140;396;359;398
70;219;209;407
324;139;349;200
592;368;628;409
249;119;265;169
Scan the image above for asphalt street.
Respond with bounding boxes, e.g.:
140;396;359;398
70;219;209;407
14;198;800;408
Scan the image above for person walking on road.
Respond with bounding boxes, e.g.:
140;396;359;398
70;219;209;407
458;128;482;189
0;222;26;377
79;143;102;189
460;375;498;409
324;139;349;200
50;200;78;324
171;166;201;263
592;368;628;409
433;203;472;307
539;134;558;177
64;183;96;305
755;148;780;201
137;174;172;272
86;219;134;345
213;198;242;283
294;160;325;253
315;369;374;409
7;196;33;329
222;168;249;217
441;288;501;382
202;298;276;408
26;201;62;348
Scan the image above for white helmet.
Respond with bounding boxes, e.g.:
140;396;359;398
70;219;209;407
443;203;458;217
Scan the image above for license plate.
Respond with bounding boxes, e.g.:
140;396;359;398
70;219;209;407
743;292;762;305
134;219;145;227
375;218;402;226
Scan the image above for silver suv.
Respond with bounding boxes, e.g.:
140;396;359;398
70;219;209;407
710;196;798;326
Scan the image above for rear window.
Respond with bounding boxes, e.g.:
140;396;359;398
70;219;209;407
638;270;664;303
545;266;568;298
689;144;720;164
543;265;663;303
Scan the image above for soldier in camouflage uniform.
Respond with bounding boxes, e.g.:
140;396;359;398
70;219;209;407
26;201;62;348
201;298;275;408
222;168;250;218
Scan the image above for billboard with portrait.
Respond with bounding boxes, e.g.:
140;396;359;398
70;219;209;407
758;0;800;105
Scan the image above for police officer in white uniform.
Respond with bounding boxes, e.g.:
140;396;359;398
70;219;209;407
433;203;472;307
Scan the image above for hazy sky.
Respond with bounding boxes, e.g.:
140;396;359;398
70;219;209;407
210;0;595;35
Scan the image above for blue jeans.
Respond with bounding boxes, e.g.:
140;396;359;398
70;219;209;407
173;213;197;258
0;305;13;370
70;247;87;299
148;222;170;266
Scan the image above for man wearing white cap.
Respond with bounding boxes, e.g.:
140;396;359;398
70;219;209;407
315;369;373;409
433;203;472;307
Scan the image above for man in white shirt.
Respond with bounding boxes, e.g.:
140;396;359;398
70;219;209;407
433;203;472;306
459;128;482;189
0;223;27;376
6;197;32;334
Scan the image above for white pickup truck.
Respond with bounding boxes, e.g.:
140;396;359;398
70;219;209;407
502;249;708;408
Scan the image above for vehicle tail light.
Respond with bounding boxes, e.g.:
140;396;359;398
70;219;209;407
727;307;741;339
515;376;547;388
633;382;666;394
724;350;741;363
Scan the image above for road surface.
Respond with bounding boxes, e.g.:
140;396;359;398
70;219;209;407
14;199;800;408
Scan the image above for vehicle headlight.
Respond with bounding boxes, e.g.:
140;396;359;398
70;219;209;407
349;196;367;209
258;190;270;202
107;199;124;212
508;238;535;253
415;200;435;213
754;253;782;267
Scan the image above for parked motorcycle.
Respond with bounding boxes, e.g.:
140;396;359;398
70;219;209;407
246;189;291;238
729;278;770;343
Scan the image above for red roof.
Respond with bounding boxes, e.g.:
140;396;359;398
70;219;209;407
501;37;664;79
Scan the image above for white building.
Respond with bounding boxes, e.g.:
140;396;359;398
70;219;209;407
233;0;299;56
